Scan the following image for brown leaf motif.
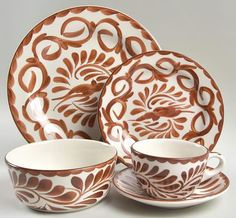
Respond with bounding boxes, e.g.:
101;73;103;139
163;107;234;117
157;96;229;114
52;50;113;127
133;160;207;199
9;170;79;206
130;83;193;139
8;160;116;212
69;163;115;209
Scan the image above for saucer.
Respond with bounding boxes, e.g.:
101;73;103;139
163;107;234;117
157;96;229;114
8;6;159;142
113;168;229;208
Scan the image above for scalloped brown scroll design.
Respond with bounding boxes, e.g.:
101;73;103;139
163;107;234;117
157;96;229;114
7;6;159;142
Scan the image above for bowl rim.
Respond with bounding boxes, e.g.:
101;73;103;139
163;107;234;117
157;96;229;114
5;138;117;172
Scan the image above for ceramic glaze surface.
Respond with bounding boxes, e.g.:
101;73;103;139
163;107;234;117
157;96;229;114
7;6;159;143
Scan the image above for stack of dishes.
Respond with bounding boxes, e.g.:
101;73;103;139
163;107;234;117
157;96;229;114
6;6;228;213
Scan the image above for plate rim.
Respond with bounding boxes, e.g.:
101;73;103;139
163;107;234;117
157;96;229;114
7;5;160;143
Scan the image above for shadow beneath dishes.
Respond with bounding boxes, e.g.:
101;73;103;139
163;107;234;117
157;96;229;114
108;185;221;217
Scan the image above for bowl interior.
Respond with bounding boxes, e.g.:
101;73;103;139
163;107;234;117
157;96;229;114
6;139;116;170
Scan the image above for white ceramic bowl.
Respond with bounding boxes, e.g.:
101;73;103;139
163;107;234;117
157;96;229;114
5;139;117;212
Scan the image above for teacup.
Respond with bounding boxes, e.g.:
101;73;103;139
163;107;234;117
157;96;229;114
131;139;225;200
5;139;117;212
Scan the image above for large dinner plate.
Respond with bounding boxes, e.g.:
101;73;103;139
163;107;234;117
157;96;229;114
98;50;224;165
8;6;159;142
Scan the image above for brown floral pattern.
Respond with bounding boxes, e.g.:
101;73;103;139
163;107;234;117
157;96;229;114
98;51;224;164
8;158;116;212
7;6;159;142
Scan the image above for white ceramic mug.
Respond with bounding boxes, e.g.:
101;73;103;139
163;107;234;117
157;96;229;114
131;139;225;200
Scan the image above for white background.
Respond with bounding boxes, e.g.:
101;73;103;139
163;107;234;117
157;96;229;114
0;0;235;217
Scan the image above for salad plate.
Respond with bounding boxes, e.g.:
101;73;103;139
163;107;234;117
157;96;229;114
8;6;159;142
98;50;224;165
113;168;229;208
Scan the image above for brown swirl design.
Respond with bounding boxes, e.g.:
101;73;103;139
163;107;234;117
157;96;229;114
98;50;224;163
131;83;193;139
113;168;229;203
51;50;112;127
7;6;159;142
8;158;116;212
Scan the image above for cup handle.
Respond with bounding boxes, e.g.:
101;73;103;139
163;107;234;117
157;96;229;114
201;152;225;182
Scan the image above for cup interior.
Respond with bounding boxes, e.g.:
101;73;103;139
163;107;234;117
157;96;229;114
6;139;117;170
132;139;207;159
